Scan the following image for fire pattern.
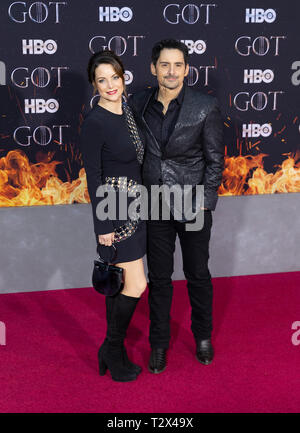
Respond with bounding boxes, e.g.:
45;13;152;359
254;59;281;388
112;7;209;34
1;90;299;207
219;152;300;195
0;148;299;207
0;150;88;206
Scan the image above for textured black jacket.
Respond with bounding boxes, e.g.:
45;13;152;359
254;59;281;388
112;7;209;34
129;85;225;215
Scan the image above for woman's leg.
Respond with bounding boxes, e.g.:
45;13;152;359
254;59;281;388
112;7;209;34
115;258;147;371
99;258;147;381
115;258;147;298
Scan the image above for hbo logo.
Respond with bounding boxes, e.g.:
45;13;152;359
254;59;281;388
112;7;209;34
181;40;206;54
25;98;59;114
242;123;272;138
22;39;57;55
99;6;133;22
245;8;276;23
244;69;274;84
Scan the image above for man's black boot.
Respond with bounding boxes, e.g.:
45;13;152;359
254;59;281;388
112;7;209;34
148;348;167;374
196;339;214;365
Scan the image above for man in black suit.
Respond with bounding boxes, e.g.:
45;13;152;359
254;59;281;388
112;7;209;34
129;39;224;373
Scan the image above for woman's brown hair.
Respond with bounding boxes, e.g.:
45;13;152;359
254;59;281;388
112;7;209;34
87;49;127;96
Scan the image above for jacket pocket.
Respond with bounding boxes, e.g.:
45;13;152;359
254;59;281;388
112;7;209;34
183;163;204;186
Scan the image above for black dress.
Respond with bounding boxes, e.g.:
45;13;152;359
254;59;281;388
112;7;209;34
80;103;146;264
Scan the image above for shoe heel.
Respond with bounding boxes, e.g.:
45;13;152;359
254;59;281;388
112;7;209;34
98;356;107;376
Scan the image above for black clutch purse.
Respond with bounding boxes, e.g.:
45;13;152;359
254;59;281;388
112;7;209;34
92;244;124;296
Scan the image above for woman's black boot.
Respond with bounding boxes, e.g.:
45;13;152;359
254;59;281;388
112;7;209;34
104;295;142;375
98;293;141;382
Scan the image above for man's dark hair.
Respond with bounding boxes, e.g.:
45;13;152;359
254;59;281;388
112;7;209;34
151;39;189;66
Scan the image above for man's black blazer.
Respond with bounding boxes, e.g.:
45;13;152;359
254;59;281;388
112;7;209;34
129;85;225;215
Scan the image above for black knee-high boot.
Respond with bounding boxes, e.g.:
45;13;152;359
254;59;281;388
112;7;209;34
98;293;141;382
104;295;142;375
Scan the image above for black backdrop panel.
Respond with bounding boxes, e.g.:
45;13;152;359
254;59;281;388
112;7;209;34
0;0;299;206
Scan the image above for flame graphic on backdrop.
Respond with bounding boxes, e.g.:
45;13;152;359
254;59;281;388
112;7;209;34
219;151;300;195
0;149;299;207
0;150;88;206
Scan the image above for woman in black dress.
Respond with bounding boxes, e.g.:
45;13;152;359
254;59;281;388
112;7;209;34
80;50;147;382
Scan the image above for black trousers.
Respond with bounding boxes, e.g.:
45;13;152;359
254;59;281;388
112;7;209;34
147;210;213;349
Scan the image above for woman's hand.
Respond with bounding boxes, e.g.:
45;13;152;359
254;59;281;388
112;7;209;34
98;232;115;246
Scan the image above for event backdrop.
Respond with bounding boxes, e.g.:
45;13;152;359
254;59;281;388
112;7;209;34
0;0;299;207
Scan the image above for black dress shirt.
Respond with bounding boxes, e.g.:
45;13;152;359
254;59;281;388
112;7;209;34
144;84;185;151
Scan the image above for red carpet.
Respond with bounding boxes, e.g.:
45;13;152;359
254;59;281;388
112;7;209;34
0;272;299;413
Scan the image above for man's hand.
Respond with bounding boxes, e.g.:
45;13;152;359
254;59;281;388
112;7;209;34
98;232;115;246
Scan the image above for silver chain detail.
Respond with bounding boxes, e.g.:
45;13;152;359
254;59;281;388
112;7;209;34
104;176;141;243
122;101;144;165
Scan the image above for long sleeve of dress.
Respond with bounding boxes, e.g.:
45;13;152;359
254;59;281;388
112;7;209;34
80;117;114;236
